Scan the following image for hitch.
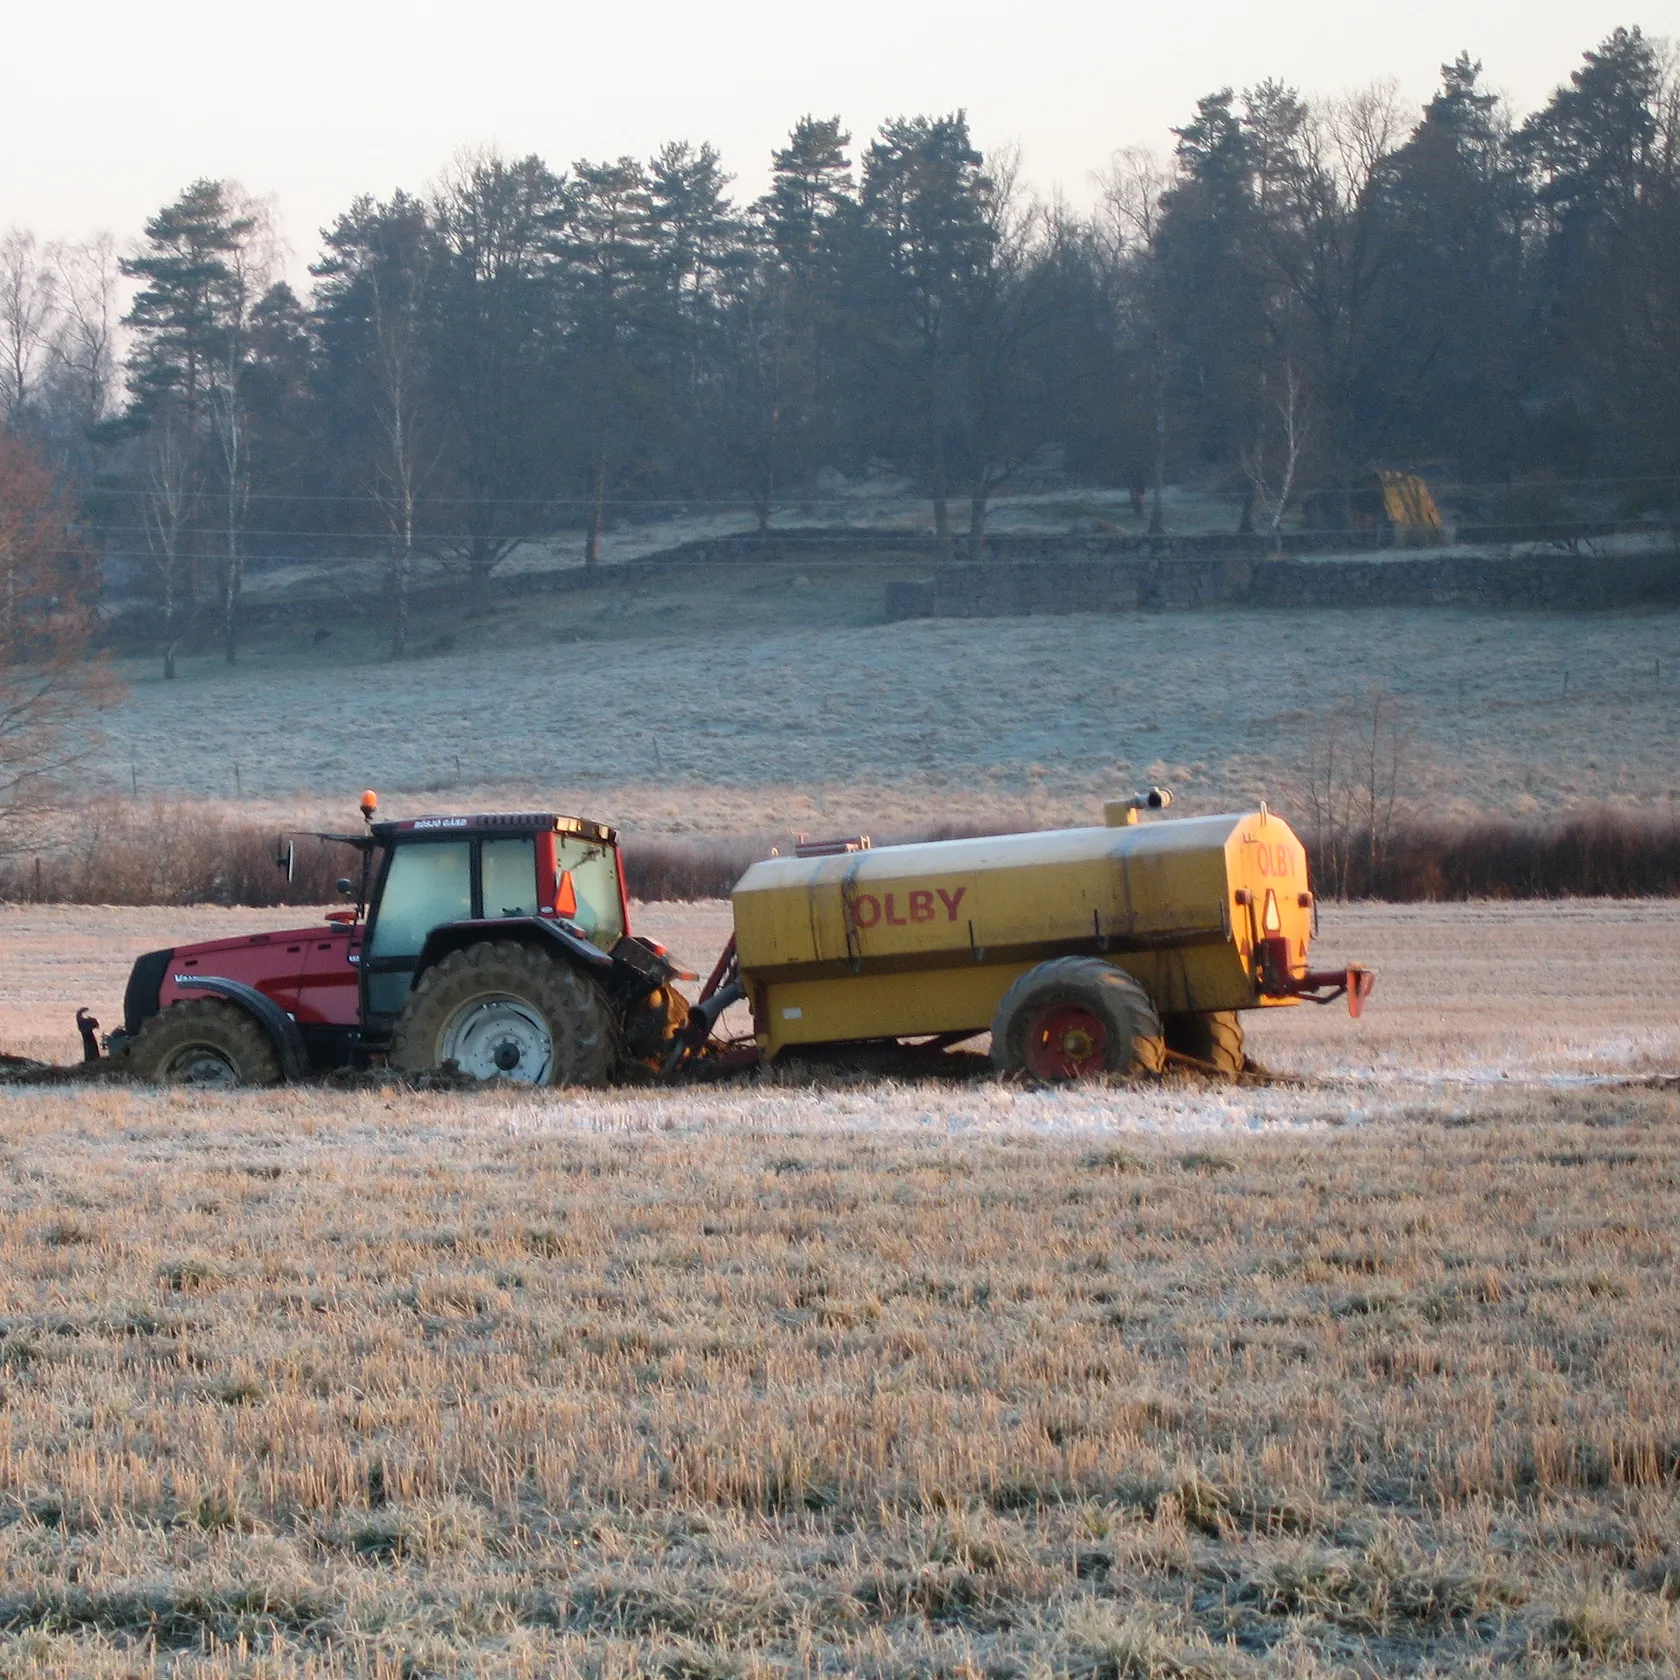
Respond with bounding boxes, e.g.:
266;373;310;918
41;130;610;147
1256;936;1376;1018
662;934;755;1075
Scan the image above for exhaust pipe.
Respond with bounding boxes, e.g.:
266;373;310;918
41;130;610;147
1104;787;1174;827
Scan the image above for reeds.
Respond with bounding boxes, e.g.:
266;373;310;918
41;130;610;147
3;802;1677;906
1305;808;1680;901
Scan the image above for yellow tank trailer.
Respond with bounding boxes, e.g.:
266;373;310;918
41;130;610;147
706;795;1372;1080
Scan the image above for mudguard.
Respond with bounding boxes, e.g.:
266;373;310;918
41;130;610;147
412;917;616;985
173;975;309;1083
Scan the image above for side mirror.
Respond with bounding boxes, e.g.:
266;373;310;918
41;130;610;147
335;877;354;898
275;837;296;883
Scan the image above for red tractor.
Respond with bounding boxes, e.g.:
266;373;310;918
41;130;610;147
108;796;703;1088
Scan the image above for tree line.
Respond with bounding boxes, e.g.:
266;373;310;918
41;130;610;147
0;25;1676;668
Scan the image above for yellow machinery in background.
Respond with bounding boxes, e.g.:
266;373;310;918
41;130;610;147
681;793;1373;1080
1377;470;1445;541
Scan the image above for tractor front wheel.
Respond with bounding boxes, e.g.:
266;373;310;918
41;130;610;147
990;957;1166;1081
128;1000;283;1088
391;940;618;1087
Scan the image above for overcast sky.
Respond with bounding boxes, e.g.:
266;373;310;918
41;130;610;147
2;1;1670;277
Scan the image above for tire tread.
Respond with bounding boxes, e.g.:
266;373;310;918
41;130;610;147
390;939;618;1086
991;956;1166;1079
128;999;283;1087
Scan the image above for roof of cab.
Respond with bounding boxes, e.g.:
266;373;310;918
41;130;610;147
370;812;618;843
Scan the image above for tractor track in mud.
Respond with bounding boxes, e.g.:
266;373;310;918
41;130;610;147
5;1043;1673;1098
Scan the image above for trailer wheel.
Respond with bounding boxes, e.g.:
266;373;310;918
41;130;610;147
128;999;283;1088
991;958;1166;1081
1164;1011;1245;1077
391;939;618;1086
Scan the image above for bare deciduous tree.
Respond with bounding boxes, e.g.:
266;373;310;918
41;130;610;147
0;430;115;851
368;259;433;658
0;230;57;426
1291;687;1407;899
45;235;120;434
1240;358;1312;553
1097;149;1175;535
142;414;194;680
206;191;282;666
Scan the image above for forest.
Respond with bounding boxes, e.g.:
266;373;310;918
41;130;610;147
0;25;1676;660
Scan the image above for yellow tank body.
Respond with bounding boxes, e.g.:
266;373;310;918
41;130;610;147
732;810;1316;1057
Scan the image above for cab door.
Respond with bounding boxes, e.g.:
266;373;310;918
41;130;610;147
361;839;474;1020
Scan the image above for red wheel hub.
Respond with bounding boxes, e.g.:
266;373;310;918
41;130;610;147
1023;1003;1110;1080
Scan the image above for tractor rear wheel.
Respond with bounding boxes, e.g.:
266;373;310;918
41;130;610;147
391;939;618;1087
1163;1011;1245;1077
128;1000;283;1088
990;957;1166;1081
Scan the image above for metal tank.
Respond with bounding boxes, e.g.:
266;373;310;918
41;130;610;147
724;794;1370;1073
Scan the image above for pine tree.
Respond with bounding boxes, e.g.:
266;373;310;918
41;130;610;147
860;112;994;558
562;157;655;567
122;180;271;663
428;152;568;603
313;193;437;654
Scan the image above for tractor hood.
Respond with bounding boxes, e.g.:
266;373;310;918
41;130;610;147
168;922;349;960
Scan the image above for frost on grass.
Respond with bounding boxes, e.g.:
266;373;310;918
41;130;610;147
91;606;1680;829
0;1081;1676;1676
5;897;1679;1079
490;1075;1358;1140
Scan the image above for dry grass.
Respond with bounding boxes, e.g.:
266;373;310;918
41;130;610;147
89;606;1680;835
0;1079;1675;1676
8;803;1680;908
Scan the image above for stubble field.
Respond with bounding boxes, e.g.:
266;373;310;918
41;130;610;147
0;1076;1676;1678
0;900;1678;1674
10;585;1680;1674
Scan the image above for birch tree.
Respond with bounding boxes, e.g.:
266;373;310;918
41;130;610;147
0;230;56;428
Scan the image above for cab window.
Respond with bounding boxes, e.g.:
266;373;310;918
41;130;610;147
482;837;538;918
369;840;472;959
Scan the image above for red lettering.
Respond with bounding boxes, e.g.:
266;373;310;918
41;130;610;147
852;894;881;929
936;886;966;921
885;893;907;926
908;889;935;922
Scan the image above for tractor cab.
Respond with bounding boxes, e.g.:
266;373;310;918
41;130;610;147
115;797;691;1087
354;811;628;1019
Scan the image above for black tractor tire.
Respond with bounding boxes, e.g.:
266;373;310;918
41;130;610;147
1163;1010;1246;1077
990;957;1166;1081
390;939;618;1087
128;999;283;1088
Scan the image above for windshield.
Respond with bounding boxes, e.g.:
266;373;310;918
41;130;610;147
556;835;624;949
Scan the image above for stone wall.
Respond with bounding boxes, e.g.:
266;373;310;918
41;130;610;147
883;549;1680;620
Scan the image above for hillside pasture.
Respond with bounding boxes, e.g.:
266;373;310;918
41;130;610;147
91;603;1680;839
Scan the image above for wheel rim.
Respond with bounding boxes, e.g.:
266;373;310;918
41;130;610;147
439;994;553;1083
1024;1003;1110;1080
160;1043;242;1088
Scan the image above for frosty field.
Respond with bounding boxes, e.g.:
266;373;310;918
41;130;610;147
11;586;1680;1675
3;897;1677;1118
3;899;1679;1675
1;1072;1676;1676
92;600;1680;838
